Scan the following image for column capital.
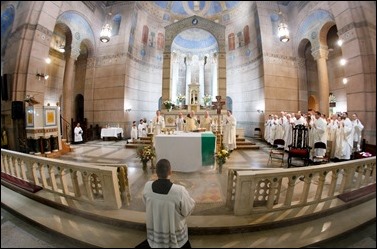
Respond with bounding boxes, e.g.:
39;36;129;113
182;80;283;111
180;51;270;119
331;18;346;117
311;45;329;60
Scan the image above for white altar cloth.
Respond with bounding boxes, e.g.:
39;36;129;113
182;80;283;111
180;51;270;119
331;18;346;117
100;127;124;138
155;131;216;172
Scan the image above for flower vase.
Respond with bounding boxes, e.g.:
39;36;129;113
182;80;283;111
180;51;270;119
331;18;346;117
142;161;148;171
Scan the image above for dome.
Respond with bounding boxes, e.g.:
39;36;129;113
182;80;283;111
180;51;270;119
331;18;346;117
172;28;218;55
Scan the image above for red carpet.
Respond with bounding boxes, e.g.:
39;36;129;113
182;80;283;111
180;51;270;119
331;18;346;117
1;172;43;193
337;183;376;202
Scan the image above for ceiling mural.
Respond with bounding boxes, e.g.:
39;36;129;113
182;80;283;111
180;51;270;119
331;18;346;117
172;28;218;54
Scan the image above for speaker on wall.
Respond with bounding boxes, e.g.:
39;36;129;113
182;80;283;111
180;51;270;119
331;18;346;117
12;101;24;119
1;74;9;101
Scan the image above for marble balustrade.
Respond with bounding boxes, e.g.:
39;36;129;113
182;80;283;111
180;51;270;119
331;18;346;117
227;157;376;215
1;149;122;209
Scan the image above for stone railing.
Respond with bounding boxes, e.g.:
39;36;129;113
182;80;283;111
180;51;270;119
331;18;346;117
1;149;122;209
227;157;376;215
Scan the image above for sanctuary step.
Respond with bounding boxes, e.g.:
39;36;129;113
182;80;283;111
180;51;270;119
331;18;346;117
125;137;152;149
236;136;259;150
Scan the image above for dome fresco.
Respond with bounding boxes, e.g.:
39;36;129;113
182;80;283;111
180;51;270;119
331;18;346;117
153;1;241;17
172;28;218;54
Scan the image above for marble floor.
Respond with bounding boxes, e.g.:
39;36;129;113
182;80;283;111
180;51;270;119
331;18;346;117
1;137;376;248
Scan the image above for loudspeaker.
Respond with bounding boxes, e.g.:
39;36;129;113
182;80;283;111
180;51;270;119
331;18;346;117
1;74;9;101
12;101;24;119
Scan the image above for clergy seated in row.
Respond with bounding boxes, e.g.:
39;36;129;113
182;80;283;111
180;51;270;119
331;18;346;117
185;111;199;132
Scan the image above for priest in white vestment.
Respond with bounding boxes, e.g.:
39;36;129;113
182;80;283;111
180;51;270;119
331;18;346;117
152;110;165;145
138;119;148;138
185;111;198;132
335;113;354;160
351;113;364;151
312;111;328;158
327;114;339;158
222;110;237;151
200;111;213;131
175;112;185;131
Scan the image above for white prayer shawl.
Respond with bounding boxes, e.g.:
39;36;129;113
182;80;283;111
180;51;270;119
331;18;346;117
143;182;195;248
223;115;237;150
152;115;165;135
74;126;83;142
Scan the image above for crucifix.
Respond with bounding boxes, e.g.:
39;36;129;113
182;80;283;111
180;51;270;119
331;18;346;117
212;96;226;153
213;95;225;115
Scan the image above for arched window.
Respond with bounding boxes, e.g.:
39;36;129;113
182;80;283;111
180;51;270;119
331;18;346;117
111;14;121;36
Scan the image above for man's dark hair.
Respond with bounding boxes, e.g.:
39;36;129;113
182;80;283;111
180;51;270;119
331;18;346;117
156;159;171;179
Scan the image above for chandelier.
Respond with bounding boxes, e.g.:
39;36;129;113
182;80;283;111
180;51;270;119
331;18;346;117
100;12;112;43
277;4;290;42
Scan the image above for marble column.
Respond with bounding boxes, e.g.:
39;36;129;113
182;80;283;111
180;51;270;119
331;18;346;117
312;47;330;117
185;56;192;101
199;57;205;105
171;52;179;104
210;53;218;99
62;47;79;140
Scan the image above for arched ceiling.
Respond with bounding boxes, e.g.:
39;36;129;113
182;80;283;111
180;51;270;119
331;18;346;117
172;28;218;55
152;1;241;18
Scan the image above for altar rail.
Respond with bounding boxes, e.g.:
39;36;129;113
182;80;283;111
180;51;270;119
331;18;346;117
1;149;125;209
226;157;376;215
1;149;375;216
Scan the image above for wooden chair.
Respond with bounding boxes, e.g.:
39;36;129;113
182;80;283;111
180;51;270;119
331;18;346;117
287;124;311;167
268;139;285;167
312;142;329;164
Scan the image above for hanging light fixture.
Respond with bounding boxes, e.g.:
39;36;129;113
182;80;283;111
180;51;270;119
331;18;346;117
277;4;290;43
100;11;112;43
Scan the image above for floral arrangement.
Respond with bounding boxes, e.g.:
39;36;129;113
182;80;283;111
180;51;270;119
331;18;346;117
177;94;186;104
163;100;174;109
136;145;156;163
203;94;212;106
215;148;230;166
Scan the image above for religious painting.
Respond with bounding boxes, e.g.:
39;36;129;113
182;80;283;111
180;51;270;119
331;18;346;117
26;111;34;127
44;107;56;126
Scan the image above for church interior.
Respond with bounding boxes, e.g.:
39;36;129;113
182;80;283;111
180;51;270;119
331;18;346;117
1;1;376;248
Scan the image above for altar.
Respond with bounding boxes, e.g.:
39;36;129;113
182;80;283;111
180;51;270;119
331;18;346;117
155;131;216;172
100;127;124;139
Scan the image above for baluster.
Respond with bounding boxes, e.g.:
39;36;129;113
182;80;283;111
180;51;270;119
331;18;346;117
284;176;296;206
49;166;58;191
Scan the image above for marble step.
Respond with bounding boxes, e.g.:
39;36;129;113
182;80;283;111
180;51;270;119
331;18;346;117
235;144;260;150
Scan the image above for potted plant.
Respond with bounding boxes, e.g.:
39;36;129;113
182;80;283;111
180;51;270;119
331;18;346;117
215;147;230;173
136;145;156;171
